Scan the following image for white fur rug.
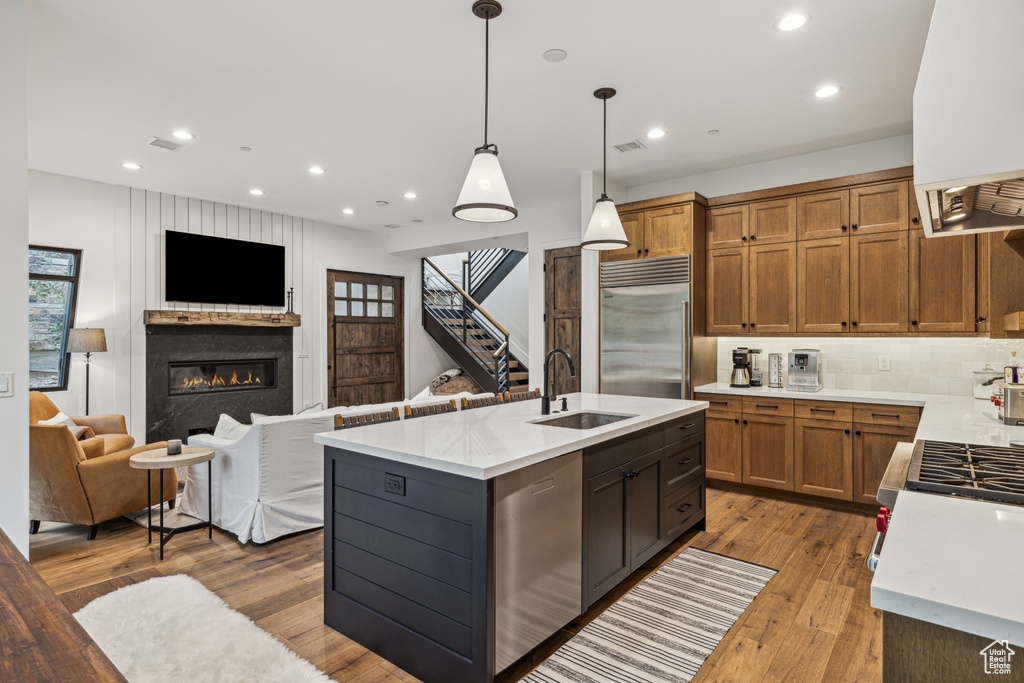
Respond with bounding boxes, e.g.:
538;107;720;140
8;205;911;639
74;574;329;682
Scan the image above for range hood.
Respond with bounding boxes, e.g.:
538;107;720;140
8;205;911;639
913;0;1024;237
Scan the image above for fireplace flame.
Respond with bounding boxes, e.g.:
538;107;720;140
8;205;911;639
177;368;265;391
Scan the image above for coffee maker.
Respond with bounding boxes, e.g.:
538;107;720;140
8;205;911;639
730;348;751;387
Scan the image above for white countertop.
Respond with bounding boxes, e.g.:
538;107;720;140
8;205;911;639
694;382;1024;447
314;392;708;479
870;490;1024;646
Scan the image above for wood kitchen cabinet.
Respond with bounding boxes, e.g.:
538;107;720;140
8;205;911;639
741;414;794;491
705;411;742;481
707;247;748;334
601;197;706;263
797;189;850;240
850;231;909;333
849;181;909;235
794;418;853;500
853;423;917;504
600;212;644;263
707;205;749;249
749;242;797;334
748;198;797;245
909;229;977;333
797;237;850;333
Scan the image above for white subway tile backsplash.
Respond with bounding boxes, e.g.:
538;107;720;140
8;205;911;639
716;337;1024;397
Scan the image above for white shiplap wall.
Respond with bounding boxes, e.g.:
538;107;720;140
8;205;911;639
115;188;316;439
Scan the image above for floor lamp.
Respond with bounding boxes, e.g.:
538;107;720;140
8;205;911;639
67;328;106;415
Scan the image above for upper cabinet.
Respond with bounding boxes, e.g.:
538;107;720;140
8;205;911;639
797;190;849;240
749;198;797;245
849;181;909;235
909;229;976;333
601;195;706;264
707;205;749;249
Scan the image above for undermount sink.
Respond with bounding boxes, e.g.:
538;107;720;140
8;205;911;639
532;411;636;430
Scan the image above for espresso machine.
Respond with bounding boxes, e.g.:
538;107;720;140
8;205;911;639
786;349;822;392
730;348;751;387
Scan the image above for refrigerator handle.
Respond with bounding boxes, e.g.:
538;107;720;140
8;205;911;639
682;300;690;399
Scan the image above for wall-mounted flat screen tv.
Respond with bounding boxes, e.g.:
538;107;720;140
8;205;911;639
165;231;286;307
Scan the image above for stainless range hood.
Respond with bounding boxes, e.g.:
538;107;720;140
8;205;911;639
913;0;1024;237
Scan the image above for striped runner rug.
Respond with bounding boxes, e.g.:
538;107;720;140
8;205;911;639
521;547;777;683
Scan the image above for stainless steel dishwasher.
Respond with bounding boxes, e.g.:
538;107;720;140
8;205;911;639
494;450;582;673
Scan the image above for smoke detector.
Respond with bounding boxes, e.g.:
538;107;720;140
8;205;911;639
613;140;647;153
148;136;183;151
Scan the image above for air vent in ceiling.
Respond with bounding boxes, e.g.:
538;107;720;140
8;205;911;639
148;137;183;151
613;140;647;153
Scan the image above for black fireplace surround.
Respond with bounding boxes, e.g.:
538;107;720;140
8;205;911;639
146;325;293;443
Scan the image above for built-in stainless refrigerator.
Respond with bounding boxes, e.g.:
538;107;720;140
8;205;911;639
600;255;691;399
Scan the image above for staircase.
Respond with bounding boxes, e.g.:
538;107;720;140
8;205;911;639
423;258;529;395
462;248;526;302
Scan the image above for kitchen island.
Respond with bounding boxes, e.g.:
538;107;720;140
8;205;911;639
314;392;708;683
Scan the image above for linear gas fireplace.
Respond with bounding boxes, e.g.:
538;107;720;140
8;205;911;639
168;359;277;395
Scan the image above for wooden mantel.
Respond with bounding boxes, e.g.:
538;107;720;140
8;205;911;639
143;310;301;327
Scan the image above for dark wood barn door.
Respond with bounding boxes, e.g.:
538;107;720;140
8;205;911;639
327;270;404;408
545;246;581;395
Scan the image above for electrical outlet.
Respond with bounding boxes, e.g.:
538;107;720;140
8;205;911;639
384;473;406;496
0;372;12;397
297;350;310;359
878;356;891;371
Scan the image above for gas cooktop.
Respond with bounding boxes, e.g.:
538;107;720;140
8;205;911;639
907;440;1024;506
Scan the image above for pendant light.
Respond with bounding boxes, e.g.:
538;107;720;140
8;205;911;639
452;1;517;223
581;88;630;250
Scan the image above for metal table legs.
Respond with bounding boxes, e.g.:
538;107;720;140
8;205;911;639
146;460;213;560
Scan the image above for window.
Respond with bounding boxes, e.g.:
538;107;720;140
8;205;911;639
29;246;82;391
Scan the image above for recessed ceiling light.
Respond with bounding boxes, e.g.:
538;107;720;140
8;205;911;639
707;129;720;135
946;186;968;193
543;49;567;63
342;208;355;215
647;129;666;139
815;85;841;98
404;191;417;199
172;130;195;140
249;188;264;196
122;162;142;170
309;166;325;175
774;13;810;31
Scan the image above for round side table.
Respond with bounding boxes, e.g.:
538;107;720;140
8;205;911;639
130;446;215;560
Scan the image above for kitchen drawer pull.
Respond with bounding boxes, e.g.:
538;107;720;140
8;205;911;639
709;400;729;406
680;423;696;430
676;503;693;513
755;404;779;409
678;457;694;466
872;413;901;419
810;407;835;413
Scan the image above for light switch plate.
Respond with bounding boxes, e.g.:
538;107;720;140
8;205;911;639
0;372;13;398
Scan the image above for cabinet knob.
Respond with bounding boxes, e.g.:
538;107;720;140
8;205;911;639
978;316;987;323
841;321;847;327
750;322;757;329
855;430;862;436
841;224;848;232
741;322;747;329
750;234;757;241
741;236;748;242
637;249;642;257
912;320;918;325
734;418;740;424
845;429;851;434
644;248;650;255
742;419;748;425
852;321;858;327
912;216;920;224
852;223;859;230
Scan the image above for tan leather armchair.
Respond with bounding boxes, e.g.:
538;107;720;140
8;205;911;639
29;391;135;454
29;419;176;541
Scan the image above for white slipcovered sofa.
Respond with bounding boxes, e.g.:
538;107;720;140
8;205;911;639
180;391;482;544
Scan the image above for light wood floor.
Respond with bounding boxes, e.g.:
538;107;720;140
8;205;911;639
30;487;881;682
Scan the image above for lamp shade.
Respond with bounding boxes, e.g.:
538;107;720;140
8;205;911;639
67;328;107;354
582;196;630;250
453;147;518;222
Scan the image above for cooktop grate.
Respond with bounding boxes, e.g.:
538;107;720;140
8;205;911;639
907;440;1024;505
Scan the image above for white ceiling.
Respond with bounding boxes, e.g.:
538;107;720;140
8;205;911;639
27;0;935;233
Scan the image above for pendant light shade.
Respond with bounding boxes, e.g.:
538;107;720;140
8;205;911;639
453;0;517;223
582;87;630;250
453;147;517;222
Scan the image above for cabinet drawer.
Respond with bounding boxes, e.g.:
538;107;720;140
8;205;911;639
664;414;705;445
584;422;665;478
661;433;704;497
741;396;794;417
853;403;921;428
696;393;741;414
662;482;704;540
794;400;853;422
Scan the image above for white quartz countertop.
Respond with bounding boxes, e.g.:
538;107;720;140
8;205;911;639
870;490;1024;645
694;382;1024;447
314;392;708;479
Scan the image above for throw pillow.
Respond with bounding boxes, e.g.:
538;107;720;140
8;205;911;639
434;375;482;396
38;411;77;429
213;414;251;441
429;368;462;390
250;412;268;424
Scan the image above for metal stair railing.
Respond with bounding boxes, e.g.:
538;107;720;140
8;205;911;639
423;258;511;394
467;248;510;296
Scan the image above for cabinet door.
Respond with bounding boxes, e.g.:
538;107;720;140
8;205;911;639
853;424;916;504
707;247;749;334
750;242;797;334
627;450;664;571
850;231;908;333
742;415;794;491
706;412;742;481
645;205;692;258
794;418;853;500
749;198;797;244
584;466;630;607
909;229;976;333
909;185;923;230
797;190;849;240
600;212;645;263
977;233;990;332
850;181;909;234
797;237;850;333
707;205;749;249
